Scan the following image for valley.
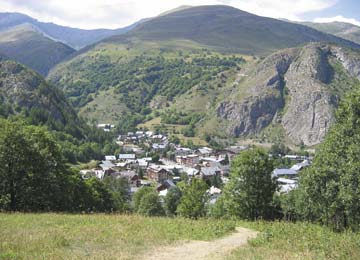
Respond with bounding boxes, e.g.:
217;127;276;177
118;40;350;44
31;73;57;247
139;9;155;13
1;4;360;259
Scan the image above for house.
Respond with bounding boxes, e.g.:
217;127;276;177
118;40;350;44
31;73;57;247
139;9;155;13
137;159;149;169
156;180;176;192
200;166;222;179
145;131;154;137
196;147;213;157
176;154;199;167
118;154;136;160
105;155;117;161
116;170;140;187
290;160;310;171
272;168;298;178
146;165;170;183
174;147;193;156
99;160;115;171
80;169;105;179
185;167;200;177
152;143;167;151
277;178;298;193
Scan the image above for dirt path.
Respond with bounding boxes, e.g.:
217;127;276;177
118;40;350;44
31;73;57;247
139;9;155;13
143;227;258;260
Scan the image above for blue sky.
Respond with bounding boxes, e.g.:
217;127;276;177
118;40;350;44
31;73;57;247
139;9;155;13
302;0;360;25
0;0;359;29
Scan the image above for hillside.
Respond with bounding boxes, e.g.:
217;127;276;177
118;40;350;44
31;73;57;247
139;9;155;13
301;21;360;45
108;5;360;55
48;40;360;147
0;24;75;75
211;43;360;146
0;58;81;131
0;12;140;50
1;214;360;259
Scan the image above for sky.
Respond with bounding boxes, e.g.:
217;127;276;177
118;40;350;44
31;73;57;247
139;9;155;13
0;0;359;29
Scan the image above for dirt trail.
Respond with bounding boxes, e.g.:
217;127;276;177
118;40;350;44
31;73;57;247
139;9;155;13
143;227;258;260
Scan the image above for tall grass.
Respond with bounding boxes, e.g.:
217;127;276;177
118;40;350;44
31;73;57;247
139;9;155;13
227;221;360;260
0;213;235;260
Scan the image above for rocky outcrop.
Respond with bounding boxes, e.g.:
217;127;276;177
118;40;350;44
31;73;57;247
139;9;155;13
217;48;297;137
217;43;360;146
217;94;284;136
331;47;360;80
281;45;336;146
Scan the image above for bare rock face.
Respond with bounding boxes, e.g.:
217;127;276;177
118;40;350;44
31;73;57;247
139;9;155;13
331;47;360;80
217;94;284;136
216;43;360;146
282;45;336;146
217;49;297;137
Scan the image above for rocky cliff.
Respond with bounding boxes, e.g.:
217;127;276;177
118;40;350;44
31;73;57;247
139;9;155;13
217;43;360;146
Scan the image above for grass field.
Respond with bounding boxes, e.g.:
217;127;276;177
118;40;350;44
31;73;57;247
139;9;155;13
1;214;360;260
0;214;235;260
227;221;360;260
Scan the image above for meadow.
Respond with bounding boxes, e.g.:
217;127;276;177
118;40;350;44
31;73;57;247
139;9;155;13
0;213;235;260
1;214;360;260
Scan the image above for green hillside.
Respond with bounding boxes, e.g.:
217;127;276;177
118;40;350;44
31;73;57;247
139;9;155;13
301;21;360;45
0;58;117;163
109;5;360;55
48;43;246;129
0;23;75;75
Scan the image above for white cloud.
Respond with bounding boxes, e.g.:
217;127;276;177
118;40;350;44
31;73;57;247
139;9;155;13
314;16;360;26
0;0;338;29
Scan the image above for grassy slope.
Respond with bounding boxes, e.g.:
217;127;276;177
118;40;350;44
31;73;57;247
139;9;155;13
227;221;360;260
116;5;360;55
0;24;75;75
1;214;359;260
301;21;360;45
0;214;235;260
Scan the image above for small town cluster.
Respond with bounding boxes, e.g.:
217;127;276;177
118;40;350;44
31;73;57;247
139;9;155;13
81;130;312;200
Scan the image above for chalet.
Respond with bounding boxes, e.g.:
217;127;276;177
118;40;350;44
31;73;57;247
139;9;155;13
200;166;221;179
152;143;167;151
100;160;115;171
185;167;200;177
105;155;117;161
290;160;310;171
118;154;136;160
117;170;140;187
176;154;199;167
272;168;298;178
146;165;170;183
174;147;193;156
156;180;176;192
137;159;149;169
80;169;105;179
196;147;213;157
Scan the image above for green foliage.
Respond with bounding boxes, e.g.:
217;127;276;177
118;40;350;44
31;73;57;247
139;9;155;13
296;87;360;231
208;196;227;219
133;187;154;212
164;186;182;216
103;176;130;212
177;178;208;219
223;148;277;220
138;192;164;216
161;110;204;125
181;124;195;137
0;119;119;212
